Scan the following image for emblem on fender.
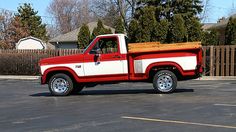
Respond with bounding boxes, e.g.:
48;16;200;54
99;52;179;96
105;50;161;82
75;65;81;68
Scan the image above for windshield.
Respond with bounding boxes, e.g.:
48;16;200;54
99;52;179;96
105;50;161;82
82;39;96;54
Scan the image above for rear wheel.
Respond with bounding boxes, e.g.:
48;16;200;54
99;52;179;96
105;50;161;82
49;73;74;96
153;70;177;93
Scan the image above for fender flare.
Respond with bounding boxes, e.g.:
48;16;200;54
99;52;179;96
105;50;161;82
145;61;184;78
42;66;80;83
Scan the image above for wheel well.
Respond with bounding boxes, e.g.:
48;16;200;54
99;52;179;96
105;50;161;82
148;66;182;81
46;70;76;84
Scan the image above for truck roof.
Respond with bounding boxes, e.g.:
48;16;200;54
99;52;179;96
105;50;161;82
97;34;126;38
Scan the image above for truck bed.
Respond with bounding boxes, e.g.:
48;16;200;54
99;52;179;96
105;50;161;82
128;42;201;53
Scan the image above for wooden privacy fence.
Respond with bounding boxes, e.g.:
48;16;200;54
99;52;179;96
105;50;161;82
0;49;83;75
0;46;236;76
0;49;83;56
202;45;236;76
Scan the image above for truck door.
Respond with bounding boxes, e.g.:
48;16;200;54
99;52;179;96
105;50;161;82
83;36;128;81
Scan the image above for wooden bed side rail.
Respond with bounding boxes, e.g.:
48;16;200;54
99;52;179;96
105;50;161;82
128;42;201;53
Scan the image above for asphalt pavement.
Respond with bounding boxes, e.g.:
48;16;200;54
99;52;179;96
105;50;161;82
0;79;236;132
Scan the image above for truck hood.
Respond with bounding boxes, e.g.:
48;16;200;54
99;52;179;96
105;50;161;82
40;54;84;66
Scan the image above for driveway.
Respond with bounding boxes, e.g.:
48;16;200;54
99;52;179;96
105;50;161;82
0;79;236;132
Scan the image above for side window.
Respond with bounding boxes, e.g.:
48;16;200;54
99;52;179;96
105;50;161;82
89;37;118;54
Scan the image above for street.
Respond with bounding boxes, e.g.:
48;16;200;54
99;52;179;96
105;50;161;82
0;79;236;132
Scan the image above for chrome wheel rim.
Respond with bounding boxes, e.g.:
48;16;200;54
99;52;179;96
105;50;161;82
52;78;69;93
157;75;173;91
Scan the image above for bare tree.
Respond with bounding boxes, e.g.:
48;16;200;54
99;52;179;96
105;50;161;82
0;10;14;49
48;0;93;34
91;0;137;31
81;0;90;24
228;1;236;17
201;0;211;23
89;0;112;21
46;24;60;39
47;0;137;35
112;0;137;30
103;5;119;27
48;0;80;34
0;10;30;49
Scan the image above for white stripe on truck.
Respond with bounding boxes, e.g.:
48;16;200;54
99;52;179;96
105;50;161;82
41;60;128;76
134;56;197;73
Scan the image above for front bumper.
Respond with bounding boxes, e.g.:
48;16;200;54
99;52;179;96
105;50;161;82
40;76;43;84
40;75;47;85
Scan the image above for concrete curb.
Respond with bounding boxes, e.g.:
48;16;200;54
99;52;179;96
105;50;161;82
196;76;236;80
0;76;40;80
0;75;235;80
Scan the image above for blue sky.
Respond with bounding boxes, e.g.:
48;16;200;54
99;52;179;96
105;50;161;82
0;0;236;24
0;0;52;24
206;0;236;22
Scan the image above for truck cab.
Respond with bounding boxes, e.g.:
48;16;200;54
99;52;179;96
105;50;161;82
40;34;202;96
82;34;129;81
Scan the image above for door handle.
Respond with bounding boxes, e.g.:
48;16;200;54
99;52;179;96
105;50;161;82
112;55;121;58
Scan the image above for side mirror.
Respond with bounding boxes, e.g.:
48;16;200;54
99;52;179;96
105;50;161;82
94;48;101;64
95;53;100;57
95;48;102;57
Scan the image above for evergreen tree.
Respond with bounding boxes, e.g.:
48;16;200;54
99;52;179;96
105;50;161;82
91;19;112;39
129;0;203;43
225;17;236;45
136;0;202;21
202;29;218;46
169;14;187;43
186;17;202;42
137;6;157;42
16;3;48;41
77;24;90;49
153;19;169;43
128;19;139;43
114;16;125;34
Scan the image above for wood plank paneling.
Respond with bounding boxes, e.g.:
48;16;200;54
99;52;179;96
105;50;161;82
0;46;235;76
210;46;214;76
221;47;225;76
215;47;220;76
226;46;230;76
231;47;235;76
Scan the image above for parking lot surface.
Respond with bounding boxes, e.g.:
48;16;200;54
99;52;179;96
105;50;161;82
0;79;236;132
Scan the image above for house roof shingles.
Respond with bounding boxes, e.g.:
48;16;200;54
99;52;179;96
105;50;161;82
209;14;236;30
202;23;215;30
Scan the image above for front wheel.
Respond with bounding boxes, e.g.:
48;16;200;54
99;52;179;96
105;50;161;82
49;73;74;96
153;70;177;93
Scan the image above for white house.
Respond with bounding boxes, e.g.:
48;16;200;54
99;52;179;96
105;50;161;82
16;36;47;49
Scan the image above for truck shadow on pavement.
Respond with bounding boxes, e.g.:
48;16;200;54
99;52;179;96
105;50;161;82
78;88;194;95
30;88;194;97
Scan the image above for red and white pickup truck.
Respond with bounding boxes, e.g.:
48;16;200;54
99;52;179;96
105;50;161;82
40;34;203;96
